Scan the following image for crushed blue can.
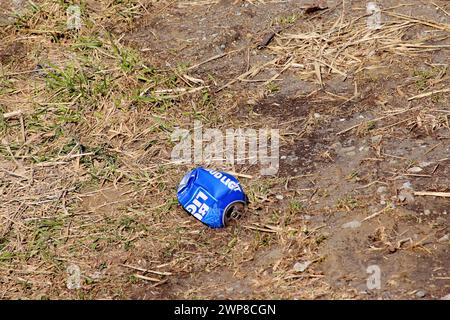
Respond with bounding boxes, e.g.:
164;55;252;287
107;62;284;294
177;167;247;228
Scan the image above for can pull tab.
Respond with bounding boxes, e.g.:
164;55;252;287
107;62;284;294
224;202;246;226
230;206;243;220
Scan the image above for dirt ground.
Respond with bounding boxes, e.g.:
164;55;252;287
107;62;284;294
0;0;449;299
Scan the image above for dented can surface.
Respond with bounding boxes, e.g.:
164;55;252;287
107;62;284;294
177;167;247;228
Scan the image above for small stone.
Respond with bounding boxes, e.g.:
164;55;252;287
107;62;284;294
91;271;103;280
402;181;413;190
314;113;321;118
418;161;434;168
407;167;423;173
398;190;415;204
246;98;257;105
377;186;387;194
293;261;312;272
438;234;449;242
342;220;362;229
424;209;431;216
275;195;284;200
371;135;383;145
398;181;415;203
280;155;287;160
415;290;426;298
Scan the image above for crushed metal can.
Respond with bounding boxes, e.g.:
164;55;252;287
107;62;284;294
177;167;247;228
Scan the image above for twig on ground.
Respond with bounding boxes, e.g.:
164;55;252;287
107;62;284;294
408;88;450;101
120;264;172;276
414;191;450;198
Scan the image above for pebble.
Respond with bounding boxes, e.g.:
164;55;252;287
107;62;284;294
275;195;284;200
371;135;383;145
415;290;427;298
377;186;387;194
418;161;434;168
398;189;415;204
91;271;103;280
438;234;449;242
398;181;415;204
407;166;423;173
402;181;413;189
293;261;312;272
342;220;362;229
424;209;431;216
378;186;387;204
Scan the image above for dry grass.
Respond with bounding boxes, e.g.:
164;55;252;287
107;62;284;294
0;0;213;299
221;3;449;91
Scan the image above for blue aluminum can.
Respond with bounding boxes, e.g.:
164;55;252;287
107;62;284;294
177;167;247;228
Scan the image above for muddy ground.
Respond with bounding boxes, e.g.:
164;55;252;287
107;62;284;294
0;0;449;299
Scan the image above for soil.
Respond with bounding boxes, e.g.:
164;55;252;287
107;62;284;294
123;0;449;299
1;0;448;300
